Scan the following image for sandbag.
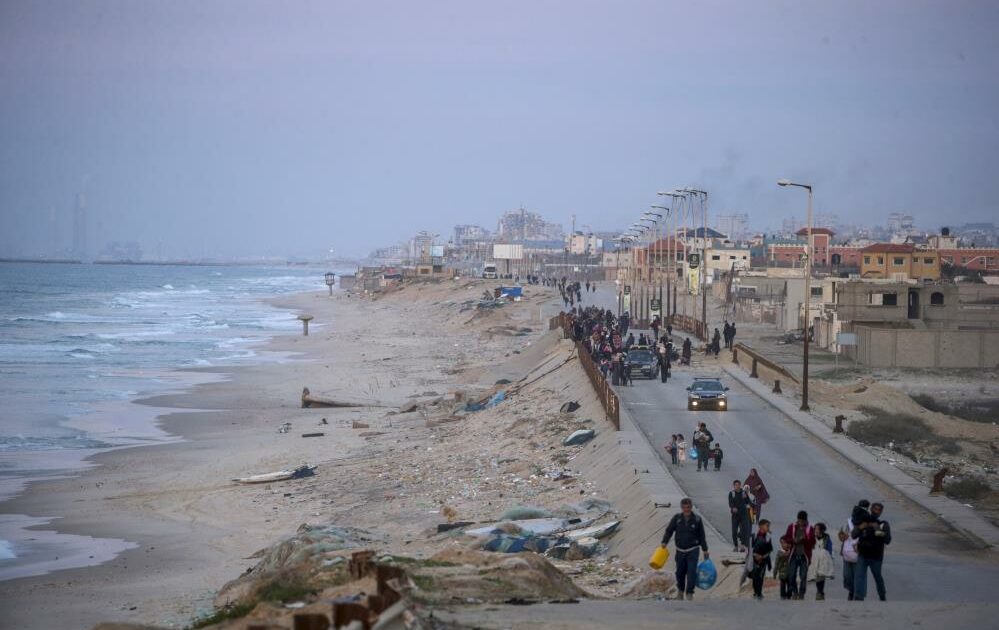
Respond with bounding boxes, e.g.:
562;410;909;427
649;545;670;570
696;558;717;590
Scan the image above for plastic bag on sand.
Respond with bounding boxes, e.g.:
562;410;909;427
649;546;669;570
696;558;717;590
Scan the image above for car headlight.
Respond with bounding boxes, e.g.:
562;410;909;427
719;400;726;407
691;401;698;406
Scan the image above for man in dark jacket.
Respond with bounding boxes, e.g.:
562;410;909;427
728;480;752;551
694;423;713;471
660;498;710;600
852;502;891;601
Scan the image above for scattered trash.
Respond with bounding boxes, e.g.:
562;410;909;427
232;465;316;485
399;401;419;414
278;422;291;434
560;401;581;414
302;432;324;438
465;518;574;537
284;602;306;609
352;420;370;429
481;533;555;554
486;391;506;408
565;520;619;540
320;418;328;425
437;522;474;533
500;505;553;521
495;379;512;385
621;571;677;598
563;429;596;446
505;597;536;605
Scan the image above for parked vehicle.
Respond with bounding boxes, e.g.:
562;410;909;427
482;262;498;279
686;377;729;411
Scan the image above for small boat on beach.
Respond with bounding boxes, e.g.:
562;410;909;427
232;464;316;484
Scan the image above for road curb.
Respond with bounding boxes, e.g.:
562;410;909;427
722;363;999;550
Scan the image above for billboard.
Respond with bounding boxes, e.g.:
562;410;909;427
430;245;445;258
493;244;524;260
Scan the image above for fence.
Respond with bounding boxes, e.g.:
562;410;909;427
731;342;801;385
549;313;620;430
667;314;707;341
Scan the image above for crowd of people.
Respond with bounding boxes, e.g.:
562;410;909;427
659;477;892;602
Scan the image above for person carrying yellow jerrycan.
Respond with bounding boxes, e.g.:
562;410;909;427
649;544;670;569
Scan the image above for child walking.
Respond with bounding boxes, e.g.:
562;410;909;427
676;434;688;467
712;442;723;471
774;537;792;600
748;519;773;599
809;522;836;601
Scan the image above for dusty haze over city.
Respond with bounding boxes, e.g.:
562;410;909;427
1;0;998;259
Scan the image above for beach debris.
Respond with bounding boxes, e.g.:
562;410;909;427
399;401;420;413
320;418;328;425
232;465;316;485
562;429;596;446
352;420;370;429
621;571;677;599
302;432;324;438
437;521;474;533
499;505;553;521
278;422;292;434
300;387;367;409
559;401;581;413
465;518;578;538
481;533;555;554
495;378;512;385
547;536;600;561
564;520;620;541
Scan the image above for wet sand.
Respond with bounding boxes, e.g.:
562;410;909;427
0;281;555;629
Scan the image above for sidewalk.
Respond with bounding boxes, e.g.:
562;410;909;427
723;362;999;550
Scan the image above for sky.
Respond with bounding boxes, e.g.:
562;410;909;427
1;0;997;259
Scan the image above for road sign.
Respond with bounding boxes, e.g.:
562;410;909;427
687;253;700;269
624;285;632;294
650;299;661;310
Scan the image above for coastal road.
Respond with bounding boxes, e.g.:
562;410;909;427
575;281;999;602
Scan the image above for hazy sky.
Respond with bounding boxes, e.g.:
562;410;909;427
1;0;997;259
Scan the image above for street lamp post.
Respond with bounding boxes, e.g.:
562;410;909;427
777;179;813;411
684;188;709;339
657;191;686;322
324;272;335;296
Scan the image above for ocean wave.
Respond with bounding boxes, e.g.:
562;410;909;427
0;540;15;560
162;284;174;290
0;435;116;451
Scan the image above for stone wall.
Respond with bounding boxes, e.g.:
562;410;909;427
847;325;999;368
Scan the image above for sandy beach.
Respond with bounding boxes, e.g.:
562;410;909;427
0;278;569;629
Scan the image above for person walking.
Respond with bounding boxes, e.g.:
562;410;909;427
711;328;721;357
676;434;688;467
746;519;773;600
693;423;713;471
659;498;710;600
665;435;678;466
744;468;770;523
809;522;835;601
783;511;816;600
728;322;737;349
658;348;670;383
852;502;891;601
774;537;792;600
728;480;753;552
840;500;869;600
711;442;723;471
681;338;692;366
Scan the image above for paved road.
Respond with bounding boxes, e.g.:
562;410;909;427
570;281;999;602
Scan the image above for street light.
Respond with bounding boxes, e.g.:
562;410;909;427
777;178;813;411
324;272;335;296
658;192;686;318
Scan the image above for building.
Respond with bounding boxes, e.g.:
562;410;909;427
453;224;490;245
566;232;602;255
795;227;835;266
936;247;999;273
860;243;940;281
496;207;563;241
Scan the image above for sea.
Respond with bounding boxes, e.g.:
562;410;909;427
0;261;348;580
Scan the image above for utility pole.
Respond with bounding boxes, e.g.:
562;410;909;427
778;179;813;411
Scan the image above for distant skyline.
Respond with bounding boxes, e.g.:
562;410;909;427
2;1;998;259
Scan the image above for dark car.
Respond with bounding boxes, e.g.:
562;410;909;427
686;377;729;411
627;346;659;379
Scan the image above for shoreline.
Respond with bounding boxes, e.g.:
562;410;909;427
0;280;554;629
0;288;335;627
